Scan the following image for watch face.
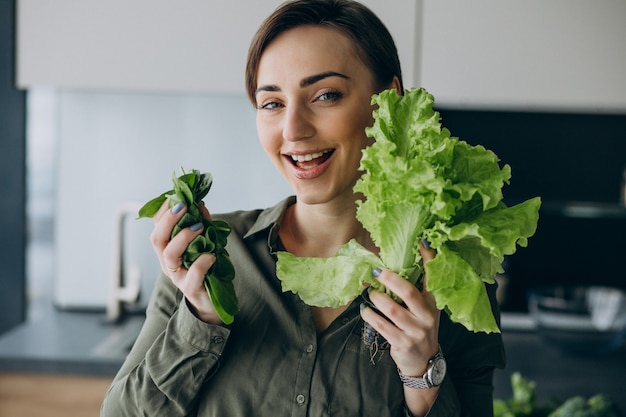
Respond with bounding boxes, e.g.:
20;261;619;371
428;357;447;386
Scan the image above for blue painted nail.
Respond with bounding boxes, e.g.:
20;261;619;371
421;239;431;250
190;222;203;232
359;303;366;311
171;201;184;214
372;267;382;278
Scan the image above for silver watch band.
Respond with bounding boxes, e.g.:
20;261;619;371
397;345;444;389
398;371;432;389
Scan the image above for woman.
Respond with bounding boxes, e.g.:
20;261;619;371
101;1;504;416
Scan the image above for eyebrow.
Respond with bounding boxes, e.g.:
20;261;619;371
255;71;350;96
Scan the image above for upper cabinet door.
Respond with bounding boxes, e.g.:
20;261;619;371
419;0;626;112
16;0;419;95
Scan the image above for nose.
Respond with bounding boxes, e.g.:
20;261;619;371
282;104;315;142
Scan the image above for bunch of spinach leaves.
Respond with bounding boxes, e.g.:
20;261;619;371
138;168;237;324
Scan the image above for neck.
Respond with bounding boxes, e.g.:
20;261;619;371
280;198;376;258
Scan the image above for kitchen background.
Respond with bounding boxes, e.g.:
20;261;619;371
19;0;626;314
1;0;626;414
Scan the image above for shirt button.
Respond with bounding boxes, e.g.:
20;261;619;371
296;394;306;405
305;344;314;353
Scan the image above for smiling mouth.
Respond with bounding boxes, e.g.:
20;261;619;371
288;149;334;170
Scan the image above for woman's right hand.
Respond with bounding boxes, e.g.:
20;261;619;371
150;200;223;324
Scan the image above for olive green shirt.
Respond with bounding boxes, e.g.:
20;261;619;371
101;197;505;417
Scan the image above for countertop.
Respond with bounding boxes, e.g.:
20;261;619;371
1;305;625;411
0;302;144;376
492;326;626;411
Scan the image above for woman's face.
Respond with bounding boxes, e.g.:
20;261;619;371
254;25;379;206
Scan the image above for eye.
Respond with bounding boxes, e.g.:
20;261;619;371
256;101;284;111
316;90;343;103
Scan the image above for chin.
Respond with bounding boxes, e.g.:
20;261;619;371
294;186;357;207
293;192;328;206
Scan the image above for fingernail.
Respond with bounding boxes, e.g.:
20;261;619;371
421;239;431;250
372;267;382;278
190;222;203;232
359;303;366;312
171;201;184;214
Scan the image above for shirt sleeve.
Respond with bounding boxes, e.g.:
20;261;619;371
421;282;505;417
100;273;230;417
398;376;461;417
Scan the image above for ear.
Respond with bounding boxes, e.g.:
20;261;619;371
389;76;402;95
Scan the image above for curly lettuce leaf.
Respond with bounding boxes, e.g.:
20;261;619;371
276;88;540;333
276;240;384;307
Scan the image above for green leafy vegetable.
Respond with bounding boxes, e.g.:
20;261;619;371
548;394;623;417
276;88;541;333
494;372;554;417
494;372;623;417
137;168;238;324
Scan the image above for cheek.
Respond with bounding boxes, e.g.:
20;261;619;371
256;118;277;157
350;110;375;148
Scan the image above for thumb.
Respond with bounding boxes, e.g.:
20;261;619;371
419;239;436;294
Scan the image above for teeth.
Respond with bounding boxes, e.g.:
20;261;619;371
290;150;330;162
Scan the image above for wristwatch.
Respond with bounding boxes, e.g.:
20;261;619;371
398;345;446;389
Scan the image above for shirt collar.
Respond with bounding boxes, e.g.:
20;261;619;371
243;196;296;240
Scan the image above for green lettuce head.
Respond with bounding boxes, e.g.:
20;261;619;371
277;88;540;333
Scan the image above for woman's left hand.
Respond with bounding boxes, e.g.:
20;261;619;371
359;241;440;378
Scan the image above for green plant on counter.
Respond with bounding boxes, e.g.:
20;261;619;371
548;395;623;417
137;168;238;325
494;372;622;417
494;372;554;417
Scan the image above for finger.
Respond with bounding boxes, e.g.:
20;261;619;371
418;240;437;305
419;239;436;262
173;253;221;324
366;271;441;375
150;200;186;252
372;269;438;331
360;301;394;336
161;221;204;274
373;268;421;311
361;289;430;362
153;199;172;222
175;252;216;294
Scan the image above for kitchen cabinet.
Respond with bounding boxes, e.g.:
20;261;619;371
0;0;26;335
17;1;626;111
16;0;419;94
420;0;626;112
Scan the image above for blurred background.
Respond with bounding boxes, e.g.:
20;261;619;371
1;0;625;415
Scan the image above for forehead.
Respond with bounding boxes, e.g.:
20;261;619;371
256;25;369;85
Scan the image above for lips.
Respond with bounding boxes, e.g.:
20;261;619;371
285;149;334;179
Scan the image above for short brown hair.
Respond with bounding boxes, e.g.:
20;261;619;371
245;0;404;105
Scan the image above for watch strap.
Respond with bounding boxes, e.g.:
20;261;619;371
398;371;432;389
397;345;444;389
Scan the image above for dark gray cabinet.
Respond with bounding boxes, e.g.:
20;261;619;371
0;0;27;335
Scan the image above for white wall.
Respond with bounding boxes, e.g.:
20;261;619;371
53;92;291;308
17;0;419;94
